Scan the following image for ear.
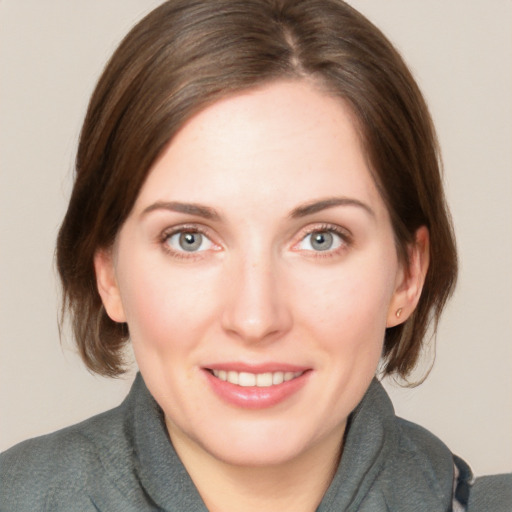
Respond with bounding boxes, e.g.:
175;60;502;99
387;226;430;327
93;248;126;323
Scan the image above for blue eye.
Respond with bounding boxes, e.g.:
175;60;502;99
166;231;214;252
298;230;344;252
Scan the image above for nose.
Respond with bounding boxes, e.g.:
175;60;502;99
221;254;293;344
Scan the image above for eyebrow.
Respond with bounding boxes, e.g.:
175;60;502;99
141;197;374;221
141;201;221;221
289;197;375;219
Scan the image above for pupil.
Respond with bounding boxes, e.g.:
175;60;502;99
179;232;202;251
312;231;333;251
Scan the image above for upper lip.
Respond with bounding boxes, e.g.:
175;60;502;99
204;362;310;373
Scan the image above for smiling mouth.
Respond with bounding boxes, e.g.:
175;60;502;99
209;369;305;387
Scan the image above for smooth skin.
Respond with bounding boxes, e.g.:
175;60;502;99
95;80;429;512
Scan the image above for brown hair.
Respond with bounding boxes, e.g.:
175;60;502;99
56;0;457;378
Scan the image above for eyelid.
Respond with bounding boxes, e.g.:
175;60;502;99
160;223;208;240
159;223;221;259
291;223;353;255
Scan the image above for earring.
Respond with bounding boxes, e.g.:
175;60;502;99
395;308;403;318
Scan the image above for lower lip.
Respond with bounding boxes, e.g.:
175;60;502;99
204;370;310;409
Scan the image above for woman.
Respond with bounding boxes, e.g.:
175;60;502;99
0;1;510;510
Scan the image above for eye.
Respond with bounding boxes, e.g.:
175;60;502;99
297;229;345;252
165;230;214;253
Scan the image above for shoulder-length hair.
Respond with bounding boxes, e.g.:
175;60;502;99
56;0;457;378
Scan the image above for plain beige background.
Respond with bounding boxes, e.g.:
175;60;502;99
1;1;511;476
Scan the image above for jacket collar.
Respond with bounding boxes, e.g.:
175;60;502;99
128;374;454;511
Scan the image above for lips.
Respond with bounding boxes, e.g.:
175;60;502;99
204;364;310;409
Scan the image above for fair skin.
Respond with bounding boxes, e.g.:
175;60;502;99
95;80;429;512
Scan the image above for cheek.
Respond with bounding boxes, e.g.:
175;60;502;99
293;256;396;349
116;255;221;354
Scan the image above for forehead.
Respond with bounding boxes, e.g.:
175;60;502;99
133;80;385;220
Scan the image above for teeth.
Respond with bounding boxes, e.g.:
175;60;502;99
227;371;239;385
211;369;303;387
238;372;255;387
284;371;295;381
256;373;273;387
272;372;284;385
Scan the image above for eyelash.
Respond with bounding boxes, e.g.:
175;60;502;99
158;223;353;260
159;224;217;260
293;223;353;259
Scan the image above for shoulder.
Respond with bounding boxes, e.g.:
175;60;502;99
468;473;512;512
0;404;130;511
342;380;460;509
387;417;512;511
362;381;456;491
379;416;456;508
394;416;455;478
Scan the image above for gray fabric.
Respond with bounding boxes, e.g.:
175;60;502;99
468;474;512;512
0;374;509;511
0;374;205;512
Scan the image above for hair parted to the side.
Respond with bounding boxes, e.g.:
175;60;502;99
56;0;457;378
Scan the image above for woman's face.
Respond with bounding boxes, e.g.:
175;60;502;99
97;80;411;466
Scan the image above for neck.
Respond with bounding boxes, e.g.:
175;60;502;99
167;421;345;512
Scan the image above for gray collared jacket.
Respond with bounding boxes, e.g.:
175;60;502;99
1;374;510;511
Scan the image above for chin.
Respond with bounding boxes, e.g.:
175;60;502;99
189;418;335;468
206;438;311;467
